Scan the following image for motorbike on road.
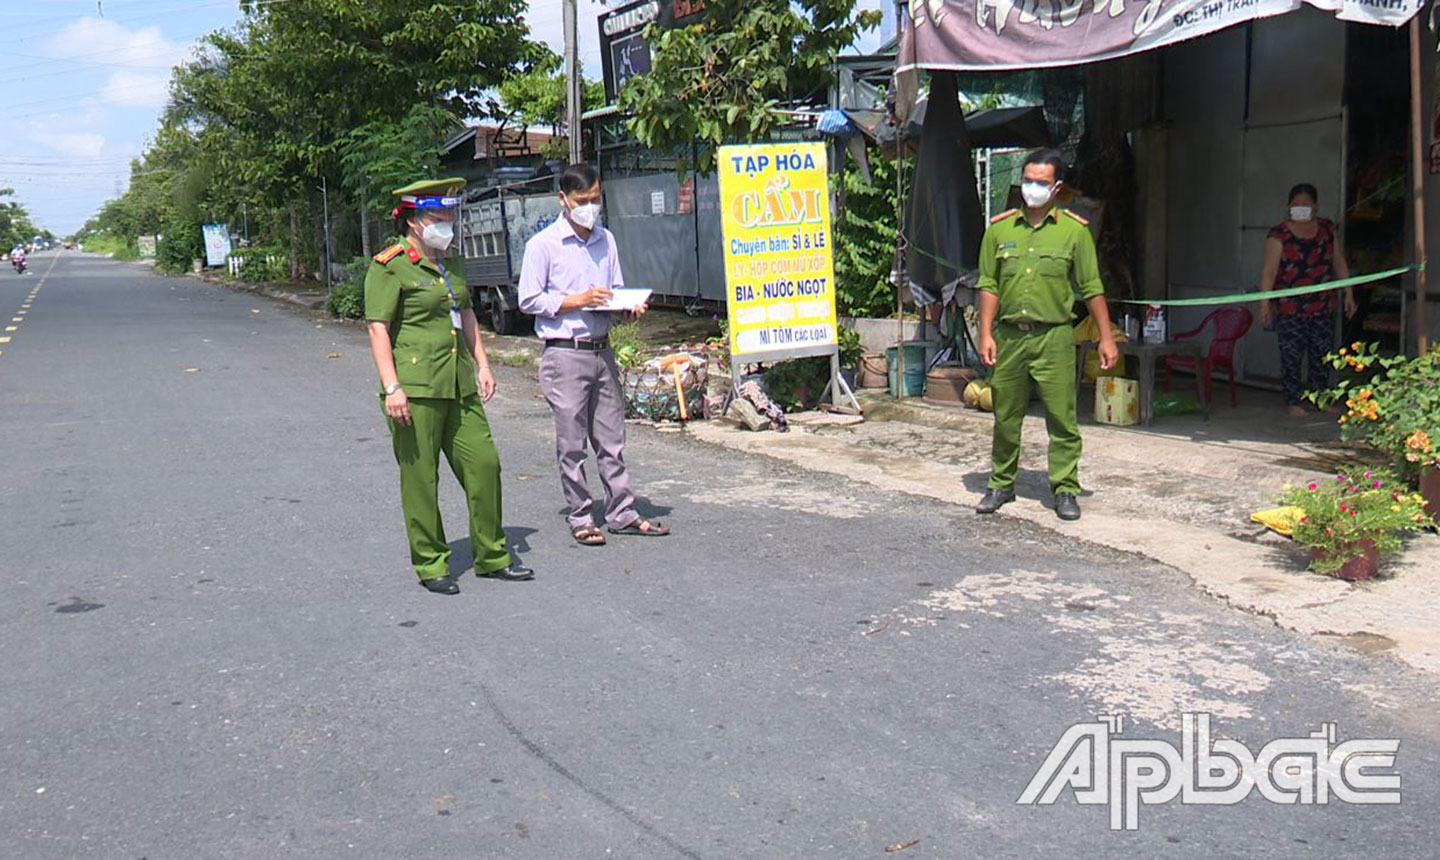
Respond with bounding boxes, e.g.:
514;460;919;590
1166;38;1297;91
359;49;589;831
11;252;27;275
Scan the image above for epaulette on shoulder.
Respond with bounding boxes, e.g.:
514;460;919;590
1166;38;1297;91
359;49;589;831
990;208;1018;224
374;244;405;264
1063;209;1090;226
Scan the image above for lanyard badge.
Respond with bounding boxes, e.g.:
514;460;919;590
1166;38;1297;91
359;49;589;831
438;266;463;330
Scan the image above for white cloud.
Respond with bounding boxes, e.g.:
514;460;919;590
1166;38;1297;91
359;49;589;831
101;70;172;108
29;131;108;158
525;0;604;79
48;17;187;110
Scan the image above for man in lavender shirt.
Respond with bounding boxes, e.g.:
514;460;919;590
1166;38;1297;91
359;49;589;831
518;164;671;547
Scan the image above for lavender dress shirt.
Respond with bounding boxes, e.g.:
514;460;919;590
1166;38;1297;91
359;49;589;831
517;216;625;340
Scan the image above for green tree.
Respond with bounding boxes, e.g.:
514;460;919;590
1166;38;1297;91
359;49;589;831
99;0;545;277
340;104;458;214
496;52;604;158
832;152;898;318
620;0;879;172
1;188;41;250
156;214;202;274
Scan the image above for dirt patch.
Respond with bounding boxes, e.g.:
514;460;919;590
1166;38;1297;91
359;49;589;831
1318;630;1398;654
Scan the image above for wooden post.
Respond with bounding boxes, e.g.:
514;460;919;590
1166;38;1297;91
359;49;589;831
1409;17;1430;354
896;148;906;397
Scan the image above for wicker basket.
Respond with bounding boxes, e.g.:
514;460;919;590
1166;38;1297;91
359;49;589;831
620;349;710;421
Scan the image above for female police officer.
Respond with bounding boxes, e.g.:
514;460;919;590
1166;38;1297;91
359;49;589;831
365;178;533;594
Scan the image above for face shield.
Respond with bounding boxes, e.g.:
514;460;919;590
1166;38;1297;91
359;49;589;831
400;193;462;252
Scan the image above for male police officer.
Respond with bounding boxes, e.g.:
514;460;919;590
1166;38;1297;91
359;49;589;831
975;149;1118;521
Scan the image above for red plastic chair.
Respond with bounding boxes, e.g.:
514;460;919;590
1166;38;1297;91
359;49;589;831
1163;306;1253;407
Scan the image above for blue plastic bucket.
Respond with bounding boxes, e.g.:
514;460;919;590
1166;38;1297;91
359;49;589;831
886;342;927;397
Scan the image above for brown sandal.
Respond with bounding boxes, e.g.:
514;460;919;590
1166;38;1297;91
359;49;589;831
608;519;670;537
572;525;607;547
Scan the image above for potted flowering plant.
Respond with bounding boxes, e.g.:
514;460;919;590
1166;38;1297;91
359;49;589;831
1278;467;1431;580
1307;342;1440;522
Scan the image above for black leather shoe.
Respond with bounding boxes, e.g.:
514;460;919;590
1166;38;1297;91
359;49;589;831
419;575;460;595
476;562;535;582
976;488;1016;514
1055;494;1081;521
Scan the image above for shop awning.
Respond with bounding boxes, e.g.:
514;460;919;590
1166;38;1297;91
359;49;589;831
898;0;1427;73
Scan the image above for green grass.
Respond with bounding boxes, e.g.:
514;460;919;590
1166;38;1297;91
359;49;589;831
83;235;140;261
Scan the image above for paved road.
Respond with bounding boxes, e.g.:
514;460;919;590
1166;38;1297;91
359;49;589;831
1;251;1437;857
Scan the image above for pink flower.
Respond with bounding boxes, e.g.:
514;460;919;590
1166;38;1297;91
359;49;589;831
1308;483;1319;490
1364;471;1374;478
1373;481;1383;488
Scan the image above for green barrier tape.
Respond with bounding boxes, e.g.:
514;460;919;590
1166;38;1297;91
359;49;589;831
1114;265;1416;307
907;241;1416;308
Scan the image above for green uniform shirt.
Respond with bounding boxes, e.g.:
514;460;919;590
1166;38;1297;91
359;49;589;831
976;207;1105;324
365;241;477;400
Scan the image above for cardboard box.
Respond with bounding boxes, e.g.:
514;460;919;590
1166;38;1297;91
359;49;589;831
1095;377;1139;426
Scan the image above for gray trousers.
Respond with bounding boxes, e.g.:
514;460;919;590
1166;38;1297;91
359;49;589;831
538;346;639;530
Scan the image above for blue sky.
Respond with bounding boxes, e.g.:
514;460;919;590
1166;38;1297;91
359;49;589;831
0;0;892;236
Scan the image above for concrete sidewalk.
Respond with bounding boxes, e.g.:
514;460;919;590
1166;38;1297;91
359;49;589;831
689;387;1440;677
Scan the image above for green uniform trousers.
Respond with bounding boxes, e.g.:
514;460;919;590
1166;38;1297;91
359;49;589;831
388;395;511;580
988;323;1083;496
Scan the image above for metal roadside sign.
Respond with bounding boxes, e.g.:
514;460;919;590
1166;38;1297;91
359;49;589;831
718;141;839;363
717;141;858;410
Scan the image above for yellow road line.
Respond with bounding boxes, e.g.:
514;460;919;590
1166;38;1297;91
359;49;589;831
0;254;59;362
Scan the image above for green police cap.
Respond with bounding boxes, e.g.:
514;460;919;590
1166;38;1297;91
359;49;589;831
392;177;466;198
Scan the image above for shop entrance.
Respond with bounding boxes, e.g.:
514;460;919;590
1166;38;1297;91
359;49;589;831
1343;23;1410;355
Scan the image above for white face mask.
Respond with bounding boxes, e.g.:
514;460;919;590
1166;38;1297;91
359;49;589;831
568;201;602;230
420;220;454;250
1289;206;1314;222
1021;181;1056;209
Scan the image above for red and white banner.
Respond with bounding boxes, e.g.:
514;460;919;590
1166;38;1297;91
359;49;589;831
898;0;1425;72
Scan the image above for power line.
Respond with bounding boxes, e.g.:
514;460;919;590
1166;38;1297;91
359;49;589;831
0;76;175;114
0;54;182;90
0;0;300;40
0;156;137;162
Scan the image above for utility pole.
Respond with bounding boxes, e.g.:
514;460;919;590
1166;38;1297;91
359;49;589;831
319;177;332;295
563;0;583;165
1408;17;1429;354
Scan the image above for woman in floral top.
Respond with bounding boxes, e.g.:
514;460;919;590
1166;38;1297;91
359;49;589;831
1259;183;1357;416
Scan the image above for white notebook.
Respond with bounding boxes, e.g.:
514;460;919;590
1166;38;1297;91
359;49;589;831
586;288;652;312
